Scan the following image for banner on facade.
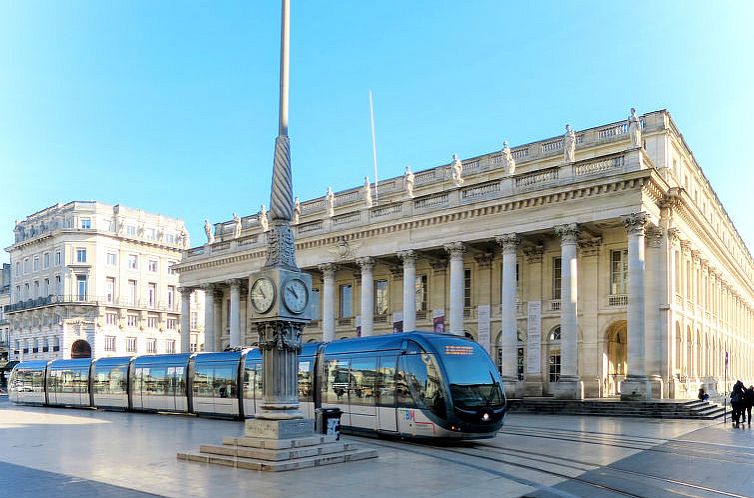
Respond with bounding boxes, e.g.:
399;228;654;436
392;312;403;333
432;309;445;333
527;301;541;374
477;304;491;353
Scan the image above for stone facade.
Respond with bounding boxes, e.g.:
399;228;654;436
174;110;754;400
5;201;204;360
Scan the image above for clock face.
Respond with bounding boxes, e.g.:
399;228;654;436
283;278;308;314
250;277;275;313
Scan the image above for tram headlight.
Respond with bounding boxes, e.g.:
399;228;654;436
481;412;490;422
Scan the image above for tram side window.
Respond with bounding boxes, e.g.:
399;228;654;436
298;359;313;402
144;367;168;394
243;362;263;400
323;359;350;404
399;354;447;418
193;365;213;397
18;370;45;392
349;358;376;406
59;369;87;393
214;365;236;398
94;367;127;394
377;356;397;407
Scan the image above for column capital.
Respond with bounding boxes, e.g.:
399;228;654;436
356;257;374;271
177;286;194;296
443;241;466;259
666;227;681;245
199;283;215;292
318;262;337;278
396;250;416;265
645;226;664;248
225;278;242;288
680;239;691;254
622;212;649;236
555;223;580;244
474;253;494;268
523;244;544;264
495;234;520;252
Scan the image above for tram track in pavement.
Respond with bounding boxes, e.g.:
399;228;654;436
349;431;751;498
500;421;754;465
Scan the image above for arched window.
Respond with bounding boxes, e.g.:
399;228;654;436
547;326;561;382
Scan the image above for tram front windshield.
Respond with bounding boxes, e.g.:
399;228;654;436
434;337;504;409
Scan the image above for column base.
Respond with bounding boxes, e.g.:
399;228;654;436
553;376;584;400
244;417;314;439
523;379;544;397
648;375;664;399
620;376;652;400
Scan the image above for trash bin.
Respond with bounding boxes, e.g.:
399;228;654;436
316;408;342;439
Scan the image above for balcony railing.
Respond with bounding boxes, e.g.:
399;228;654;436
337;317;353;327
546;299;561;312
608;294;628;307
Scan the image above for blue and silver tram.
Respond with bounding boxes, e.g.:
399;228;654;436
9;332;506;439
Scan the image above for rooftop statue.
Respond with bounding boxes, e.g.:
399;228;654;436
204;219;215;245
232;212;242;239
628;107;642;148
564;124;576;163
502;140;515;175
451;154;464;187
404;165;415;198
363;176;373;208
292;196;301;225
325;186;335;218
259;204;269;232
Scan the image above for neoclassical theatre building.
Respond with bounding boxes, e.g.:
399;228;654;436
175;109;754;400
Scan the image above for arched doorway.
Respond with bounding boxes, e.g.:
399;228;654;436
71;339;91;359
545;325;561;395
606;321;627;396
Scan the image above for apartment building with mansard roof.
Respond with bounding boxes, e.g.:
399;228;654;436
174;110;753;400
5;201;205;361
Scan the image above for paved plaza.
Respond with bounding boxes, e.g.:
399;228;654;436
0;397;752;498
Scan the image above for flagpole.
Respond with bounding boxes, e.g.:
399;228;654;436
369;90;379;205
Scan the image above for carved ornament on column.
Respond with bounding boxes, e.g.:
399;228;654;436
679;240;691;255
578;237;603;257
690;250;700;263
318;263;337;279
177;286;193;297
645;226;664;248
495;234;520;253
666;228;681;246
622;212;649;236
256;321;302;353
443;241;466;259
396;250;416;266
659;188;683;218
356;257;374;271
523;244;544;264
554;223;580;244
264;220;297;269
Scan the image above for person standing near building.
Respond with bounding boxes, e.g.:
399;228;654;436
744;385;754;426
730;380;746;427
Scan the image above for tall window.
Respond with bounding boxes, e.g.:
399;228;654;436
76;275;87;300
147;316;158;329
167;286;175;309
415;275;427;312
76;248;87;263
43;278;49;297
145;228;156;241
148;283;156;307
311;288;321;320
43;252;50;268
463;268;472;308
164;233;175;244
165;339;175;354
375;280;389;315
190;312;198;329
552;257;562;300
127;337;137;353
106;252;117;266
106;277;116;303
127;255;138;270
55;275;62;295
105;336;116;352
106;313;117;325
548;326;561;382
33;257;39;271
55;250;62;266
610;249;628;295
80;218;91;229
127;314;138;327
339;284;353;318
127;280;137;305
148;259;158;272
167;318;177;330
146;338;157;354
126;225;136;237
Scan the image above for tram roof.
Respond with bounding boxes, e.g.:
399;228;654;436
49;358;93;370
132;353;192;366
192;350;243;363
13;360;50;370
92;356;134;368
321;331;441;355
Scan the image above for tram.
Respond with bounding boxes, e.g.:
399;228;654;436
9;332;506;439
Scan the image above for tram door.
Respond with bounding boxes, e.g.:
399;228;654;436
348;355;377;431
242;360;262;418
377;355;398;433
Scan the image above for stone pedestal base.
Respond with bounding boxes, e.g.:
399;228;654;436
649;375;664;399
702;377;719;397
502;376;518;398
178;418;377;472
523;379;543;397
620;376;652;401
553;377;584;400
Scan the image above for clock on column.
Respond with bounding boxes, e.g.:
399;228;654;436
248;268;312;323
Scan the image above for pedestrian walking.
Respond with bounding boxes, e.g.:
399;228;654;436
744;385;754;426
730;380;746;428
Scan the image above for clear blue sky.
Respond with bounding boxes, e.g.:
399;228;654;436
2;1;753;256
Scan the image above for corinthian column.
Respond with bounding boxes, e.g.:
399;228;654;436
319;263;337;341
179;287;192;353
228;279;241;348
357;257;374;337
444;242;466;336
554;223;583;399
621;212;652;400
397;250;417;332
201;283;215;352
496;234;519;395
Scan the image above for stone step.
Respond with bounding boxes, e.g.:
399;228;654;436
198;441;350;461
222;434;338;450
507;399;732;420
177;447;378;472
